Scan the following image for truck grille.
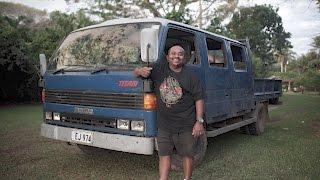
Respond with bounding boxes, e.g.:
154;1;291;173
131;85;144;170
46;113;117;129
61;113;117;128
45;90;143;109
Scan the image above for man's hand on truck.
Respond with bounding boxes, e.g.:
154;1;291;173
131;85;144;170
133;67;153;78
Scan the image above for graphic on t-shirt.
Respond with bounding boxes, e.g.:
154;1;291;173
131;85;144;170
159;76;183;107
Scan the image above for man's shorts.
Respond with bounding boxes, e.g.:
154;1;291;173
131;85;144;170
156;129;197;157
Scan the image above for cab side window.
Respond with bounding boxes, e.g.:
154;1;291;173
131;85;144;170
231;45;246;71
165;28;199;65
206;38;226;68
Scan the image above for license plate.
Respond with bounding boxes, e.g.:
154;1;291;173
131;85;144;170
71;130;93;144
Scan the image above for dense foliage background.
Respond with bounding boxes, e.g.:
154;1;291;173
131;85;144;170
0;3;94;102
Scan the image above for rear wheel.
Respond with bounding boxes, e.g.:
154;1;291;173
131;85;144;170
170;134;207;170
77;144;111;155
248;103;269;135
240;125;250;134
240;103;269;135
269;98;279;104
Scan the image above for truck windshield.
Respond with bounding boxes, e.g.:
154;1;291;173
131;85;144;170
48;23;161;71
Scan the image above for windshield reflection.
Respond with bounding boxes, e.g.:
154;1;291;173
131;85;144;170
48;23;160;71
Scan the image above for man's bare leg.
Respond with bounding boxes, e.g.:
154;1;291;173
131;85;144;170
159;156;171;180
183;156;194;180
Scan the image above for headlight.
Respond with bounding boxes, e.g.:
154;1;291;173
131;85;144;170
53;112;60;121
45;112;52;120
117;119;130;130
131;120;145;132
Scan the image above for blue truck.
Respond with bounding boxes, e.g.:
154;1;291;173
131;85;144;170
39;18;282;169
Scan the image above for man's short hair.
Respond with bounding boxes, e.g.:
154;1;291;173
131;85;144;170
166;44;185;55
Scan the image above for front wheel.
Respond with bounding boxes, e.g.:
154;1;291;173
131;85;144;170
170;134;207;170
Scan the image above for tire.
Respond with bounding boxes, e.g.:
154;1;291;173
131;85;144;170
77;144;111;155
240;125;250;134
170;134;207;171
248;103;269;135
269;98;279;104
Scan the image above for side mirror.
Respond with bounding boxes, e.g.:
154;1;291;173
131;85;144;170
140;27;159;64
39;54;47;76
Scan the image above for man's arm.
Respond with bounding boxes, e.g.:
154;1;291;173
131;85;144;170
192;99;205;137
195;99;204;120
133;67;152;78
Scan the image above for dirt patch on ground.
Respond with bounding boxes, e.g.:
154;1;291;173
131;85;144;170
310;120;320;138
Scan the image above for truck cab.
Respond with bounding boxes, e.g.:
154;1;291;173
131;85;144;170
41;19;161;155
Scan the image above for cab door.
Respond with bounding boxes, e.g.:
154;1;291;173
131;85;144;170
229;42;253;115
203;35;232;122
161;25;205;84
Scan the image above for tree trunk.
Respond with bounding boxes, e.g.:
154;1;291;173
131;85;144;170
288;81;291;92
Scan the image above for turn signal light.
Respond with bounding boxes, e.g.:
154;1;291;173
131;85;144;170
143;93;157;110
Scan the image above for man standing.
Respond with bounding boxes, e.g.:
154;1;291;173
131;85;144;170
134;45;205;180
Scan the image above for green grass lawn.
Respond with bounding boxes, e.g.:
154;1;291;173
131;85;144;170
1;94;320;179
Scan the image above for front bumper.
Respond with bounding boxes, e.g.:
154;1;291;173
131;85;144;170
40;123;155;155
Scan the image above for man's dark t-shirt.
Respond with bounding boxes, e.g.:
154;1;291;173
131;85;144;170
150;62;204;133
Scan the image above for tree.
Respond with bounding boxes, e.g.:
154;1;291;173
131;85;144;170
312;35;320;51
296;69;320;93
0;15;33;101
0;2;47;24
205;16;234;37
285;39;320;93
227;5;292;77
65;0;239;26
274;49;296;73
252;55;266;78
316;0;320;10
0;2;95;102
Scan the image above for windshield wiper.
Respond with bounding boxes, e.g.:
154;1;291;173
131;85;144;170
91;68;109;74
53;68;64;74
52;65;96;74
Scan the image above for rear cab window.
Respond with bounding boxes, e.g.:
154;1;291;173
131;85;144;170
206;38;227;68
230;44;247;71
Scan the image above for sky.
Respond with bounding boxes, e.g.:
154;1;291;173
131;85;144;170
2;0;320;56
239;0;320;56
